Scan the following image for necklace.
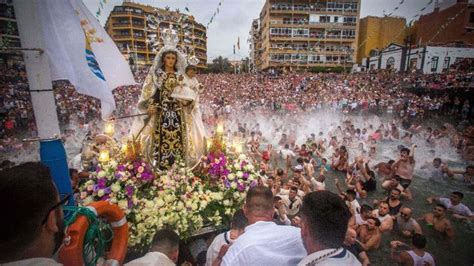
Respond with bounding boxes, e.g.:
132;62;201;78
304;248;341;266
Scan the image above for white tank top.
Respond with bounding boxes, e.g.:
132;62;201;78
355;214;367;225
407;250;435;266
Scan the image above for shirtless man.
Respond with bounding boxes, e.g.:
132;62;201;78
373;159;394;178
372;201;393;232
358;217;382;251
419;204;454;239
427;191;473;221
387;145;416;200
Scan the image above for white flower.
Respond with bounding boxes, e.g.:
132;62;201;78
176;201;184;211
80;192;87;199
227;173;235;181
109;160;118;168
97;189;105;197
231;182;237;189
238;154;247;160
233;192;240;200
118;200;128;210
145;200;154;209
191;202;198;210
83;196;93;205
223;199;230;206
233;163;240;169
111;183;121;193
97;171;106;178
244;164;254;171
156;198;165;208
236;171;243;178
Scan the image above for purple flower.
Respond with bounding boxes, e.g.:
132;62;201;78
101;195;110;201
104;187;112;194
93;184;100;192
243;172;249;179
115;173;122;179
125;185;134;197
237;182;245;192
97;178;107;189
117;165;126;171
128;199;133;209
224;179;231;188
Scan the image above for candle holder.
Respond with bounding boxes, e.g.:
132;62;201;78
104;121;115;138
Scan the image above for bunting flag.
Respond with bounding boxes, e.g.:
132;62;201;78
358;0;431;50
233;45;235;54
37;0;135;118
207;0;225;28
237;37;240;50
95;0;108;19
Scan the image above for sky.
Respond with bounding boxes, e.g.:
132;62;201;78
83;0;458;62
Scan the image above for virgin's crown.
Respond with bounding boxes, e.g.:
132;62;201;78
161;24;179;49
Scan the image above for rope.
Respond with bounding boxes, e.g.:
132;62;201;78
63;206;114;266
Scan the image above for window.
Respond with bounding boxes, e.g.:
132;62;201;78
343;16;357;25
470;12;474;23
320;16;330;23
443;57;451;70
431;56;439;72
334;16;339;23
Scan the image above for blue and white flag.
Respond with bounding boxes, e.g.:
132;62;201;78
36;0;135;118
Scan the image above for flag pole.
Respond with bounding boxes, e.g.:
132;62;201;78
13;0;73;201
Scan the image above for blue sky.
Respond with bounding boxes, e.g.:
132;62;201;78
83;0;455;62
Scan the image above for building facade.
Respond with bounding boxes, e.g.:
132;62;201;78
360;43;474;74
0;0;23;64
416;0;474;46
105;2;207;69
253;0;361;72
248;19;261;72
356;16;407;63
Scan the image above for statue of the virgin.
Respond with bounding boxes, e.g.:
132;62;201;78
130;26;188;170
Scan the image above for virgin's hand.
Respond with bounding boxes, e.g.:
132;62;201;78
147;105;157;115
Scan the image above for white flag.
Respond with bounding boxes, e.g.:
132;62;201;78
36;0;135;118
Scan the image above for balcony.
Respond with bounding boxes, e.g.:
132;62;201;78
270;5;358;14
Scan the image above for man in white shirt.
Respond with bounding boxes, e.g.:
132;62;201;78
427;191;473;221
126;229;179;266
298;191;361;266
220;186;306;266
0;163;66;266
206;209;248;266
282;186;303;218
280;144;296;160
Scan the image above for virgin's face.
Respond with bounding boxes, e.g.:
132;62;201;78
164;53;177;70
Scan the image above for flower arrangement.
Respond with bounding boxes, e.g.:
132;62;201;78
76;152;260;253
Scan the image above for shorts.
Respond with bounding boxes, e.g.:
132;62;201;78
362;178;377;192
399;178;412;189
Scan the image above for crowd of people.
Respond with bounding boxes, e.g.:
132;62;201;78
1;56;474;265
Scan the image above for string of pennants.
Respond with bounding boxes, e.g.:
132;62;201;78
207;0;224;28
358;0;433;49
427;6;466;44
95;0;108;19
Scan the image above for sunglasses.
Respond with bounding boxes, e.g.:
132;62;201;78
41;193;72;225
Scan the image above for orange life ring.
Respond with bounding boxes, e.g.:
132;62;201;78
59;201;129;266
